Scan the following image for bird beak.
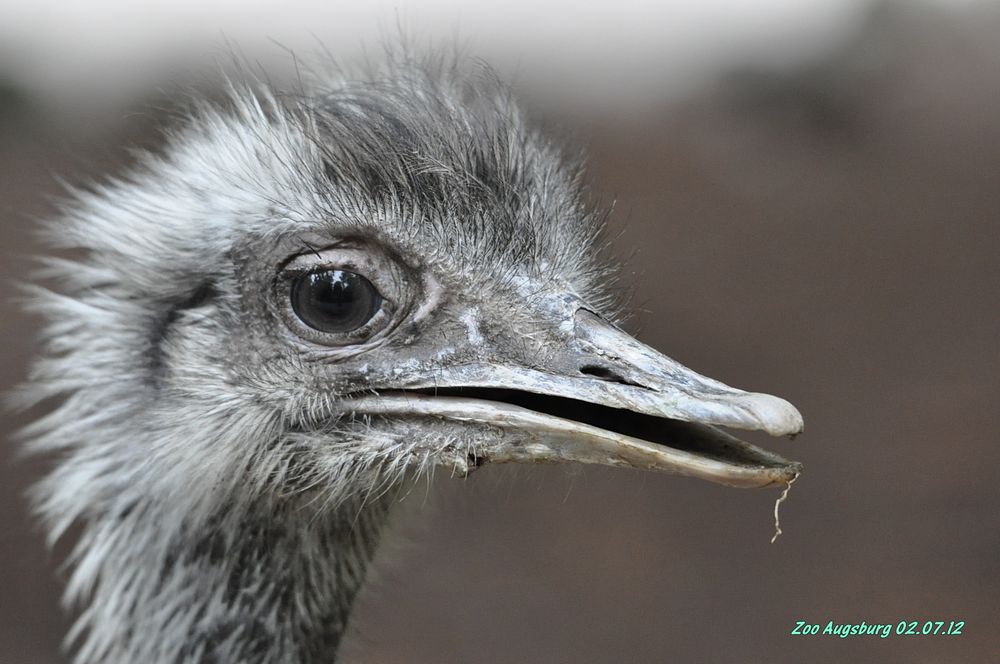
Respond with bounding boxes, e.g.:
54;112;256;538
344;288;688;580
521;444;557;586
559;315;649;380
343;300;803;489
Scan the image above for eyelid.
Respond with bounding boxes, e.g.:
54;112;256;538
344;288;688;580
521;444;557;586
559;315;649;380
283;248;387;291
284;254;358;272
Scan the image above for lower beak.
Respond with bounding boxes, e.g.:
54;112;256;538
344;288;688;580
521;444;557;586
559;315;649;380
342;306;803;489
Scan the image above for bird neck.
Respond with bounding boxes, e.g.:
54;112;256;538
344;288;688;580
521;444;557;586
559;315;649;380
95;493;393;664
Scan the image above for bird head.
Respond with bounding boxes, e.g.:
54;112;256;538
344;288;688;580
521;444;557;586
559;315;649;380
24;58;802;542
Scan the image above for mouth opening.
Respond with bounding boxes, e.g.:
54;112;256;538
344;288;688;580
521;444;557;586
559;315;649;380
397;387;792;470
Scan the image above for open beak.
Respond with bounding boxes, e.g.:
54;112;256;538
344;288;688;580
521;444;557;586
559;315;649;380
342;302;803;489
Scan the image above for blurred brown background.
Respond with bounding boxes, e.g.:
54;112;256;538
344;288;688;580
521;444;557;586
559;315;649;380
2;2;998;663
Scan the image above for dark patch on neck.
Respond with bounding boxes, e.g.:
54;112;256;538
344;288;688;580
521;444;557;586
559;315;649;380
149;281;218;381
160;495;394;663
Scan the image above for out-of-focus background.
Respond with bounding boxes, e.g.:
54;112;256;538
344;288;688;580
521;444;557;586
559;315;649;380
2;1;998;662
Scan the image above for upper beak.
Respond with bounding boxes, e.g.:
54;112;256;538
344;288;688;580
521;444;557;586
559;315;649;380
342;300;803;489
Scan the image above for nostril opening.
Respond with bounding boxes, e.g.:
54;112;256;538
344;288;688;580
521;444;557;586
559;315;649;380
579;364;627;383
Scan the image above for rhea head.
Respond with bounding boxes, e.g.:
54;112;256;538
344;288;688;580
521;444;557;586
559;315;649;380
23;54;803;663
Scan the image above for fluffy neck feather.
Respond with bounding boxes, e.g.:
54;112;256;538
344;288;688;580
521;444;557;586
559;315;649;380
72;492;393;663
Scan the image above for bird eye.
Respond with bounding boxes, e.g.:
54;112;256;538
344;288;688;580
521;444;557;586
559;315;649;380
290;269;383;334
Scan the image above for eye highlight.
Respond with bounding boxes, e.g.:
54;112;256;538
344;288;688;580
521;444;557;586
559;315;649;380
290;269;383;335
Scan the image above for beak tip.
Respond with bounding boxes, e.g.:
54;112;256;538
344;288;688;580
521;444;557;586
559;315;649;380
746;392;804;437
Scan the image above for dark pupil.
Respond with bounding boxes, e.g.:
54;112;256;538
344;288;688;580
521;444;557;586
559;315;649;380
291;269;382;334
